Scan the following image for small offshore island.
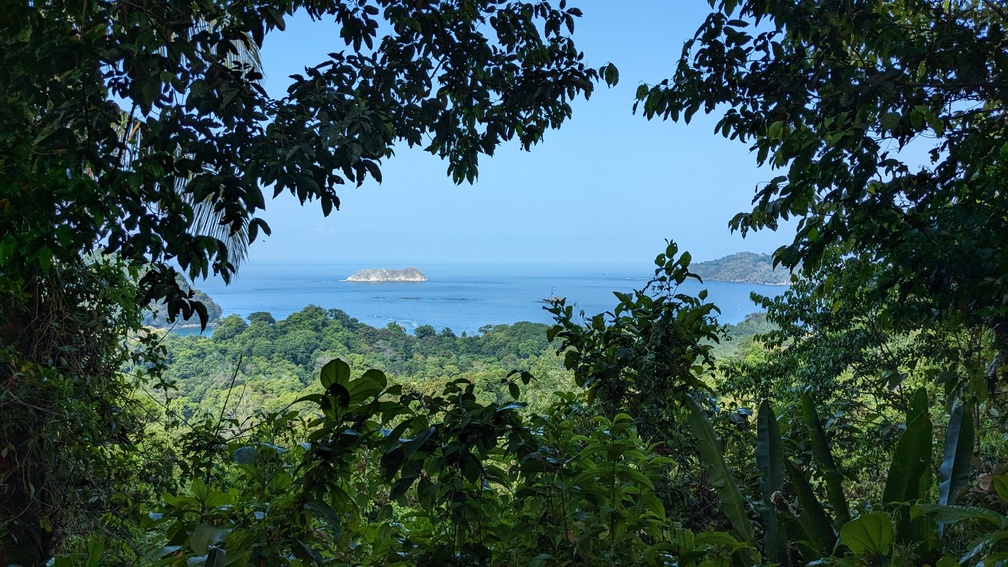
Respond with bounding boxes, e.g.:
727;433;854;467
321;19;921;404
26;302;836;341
346;267;427;282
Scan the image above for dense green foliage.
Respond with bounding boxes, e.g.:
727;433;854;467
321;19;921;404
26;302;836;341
638;0;1008;368
159;307;574;419
693;252;792;286
6;0;1008;565
133;358;753;566
632;0;1008;564
0;258;158;565
134;243;1008;566
1;0;610;562
105;254;776;564
2;0;605;319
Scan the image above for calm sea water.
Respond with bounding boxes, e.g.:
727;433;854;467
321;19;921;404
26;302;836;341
190;263;784;336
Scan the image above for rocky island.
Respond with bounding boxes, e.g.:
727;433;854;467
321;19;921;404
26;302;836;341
346;267;427;282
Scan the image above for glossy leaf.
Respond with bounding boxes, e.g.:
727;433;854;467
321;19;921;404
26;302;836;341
994;475;1008;504
232;446;257;465
347;368;387;404
914;504;1006;529
756;400;786;563
786;459;837;557
938;400;974;509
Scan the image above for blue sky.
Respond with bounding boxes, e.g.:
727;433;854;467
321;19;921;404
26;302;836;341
249;2;794;267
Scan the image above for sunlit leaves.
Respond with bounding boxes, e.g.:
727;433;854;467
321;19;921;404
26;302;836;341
4;0;603;329
640;0;1008;364
547;240;723;446
840;512;895;558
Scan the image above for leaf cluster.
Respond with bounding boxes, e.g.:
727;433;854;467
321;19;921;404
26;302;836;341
2;0;604;326
637;0;1008;371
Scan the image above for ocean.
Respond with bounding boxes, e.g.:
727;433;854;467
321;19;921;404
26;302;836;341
189;263;785;336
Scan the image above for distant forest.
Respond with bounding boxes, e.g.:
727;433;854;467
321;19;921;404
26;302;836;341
158;305;771;421
692;252;793;285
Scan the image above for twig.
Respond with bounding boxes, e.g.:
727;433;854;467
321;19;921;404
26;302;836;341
214;354;243;437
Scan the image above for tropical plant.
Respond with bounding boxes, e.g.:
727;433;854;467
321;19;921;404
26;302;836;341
139;358;694;566
637;0;1008;388
0;257;155;563
2;1;609;560
683;385;1008;565
546;241;722;447
546;240;729;527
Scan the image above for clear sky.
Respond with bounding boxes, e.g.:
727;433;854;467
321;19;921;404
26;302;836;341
249;2;794;267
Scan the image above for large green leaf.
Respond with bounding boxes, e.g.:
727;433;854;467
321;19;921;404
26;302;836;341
786;459;837;558
347;368;387;404
685;395;755;546
961;530;1008;564
319;358;351;389
756;400;786;563
883;388;933;504
840;512;894;557
914;503;1006;529
232;445;257;465
189;523;230;554
996;475;1008;503
938;400;974;508
800;393;850;526
757;400;785;498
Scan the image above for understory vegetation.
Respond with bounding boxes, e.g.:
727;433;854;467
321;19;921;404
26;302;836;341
25;246;1008;566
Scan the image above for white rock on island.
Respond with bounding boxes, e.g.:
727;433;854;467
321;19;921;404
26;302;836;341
346;267;427;282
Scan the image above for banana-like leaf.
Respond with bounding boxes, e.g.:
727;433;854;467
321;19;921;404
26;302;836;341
937;399;975;541
800;393;850;526
685;395;755;546
939;400;974;508
786;459;837;557
757;400;787;563
883;388;933;504
914;503;1006;528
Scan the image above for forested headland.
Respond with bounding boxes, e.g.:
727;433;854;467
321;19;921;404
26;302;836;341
4;1;1008;566
693;252;792;286
144;278;224;330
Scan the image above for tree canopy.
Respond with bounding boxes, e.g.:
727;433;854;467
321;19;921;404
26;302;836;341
1;0;609;319
0;1;610;561
7;0;1008;564
637;0;1008;381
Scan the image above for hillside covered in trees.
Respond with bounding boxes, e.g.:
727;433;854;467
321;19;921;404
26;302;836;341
693;252;792;285
160;308;574;419
159;302;774;421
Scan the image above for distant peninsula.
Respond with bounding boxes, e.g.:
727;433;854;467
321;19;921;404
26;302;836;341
346;267;427;282
693;252;792;285
144;276;222;330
